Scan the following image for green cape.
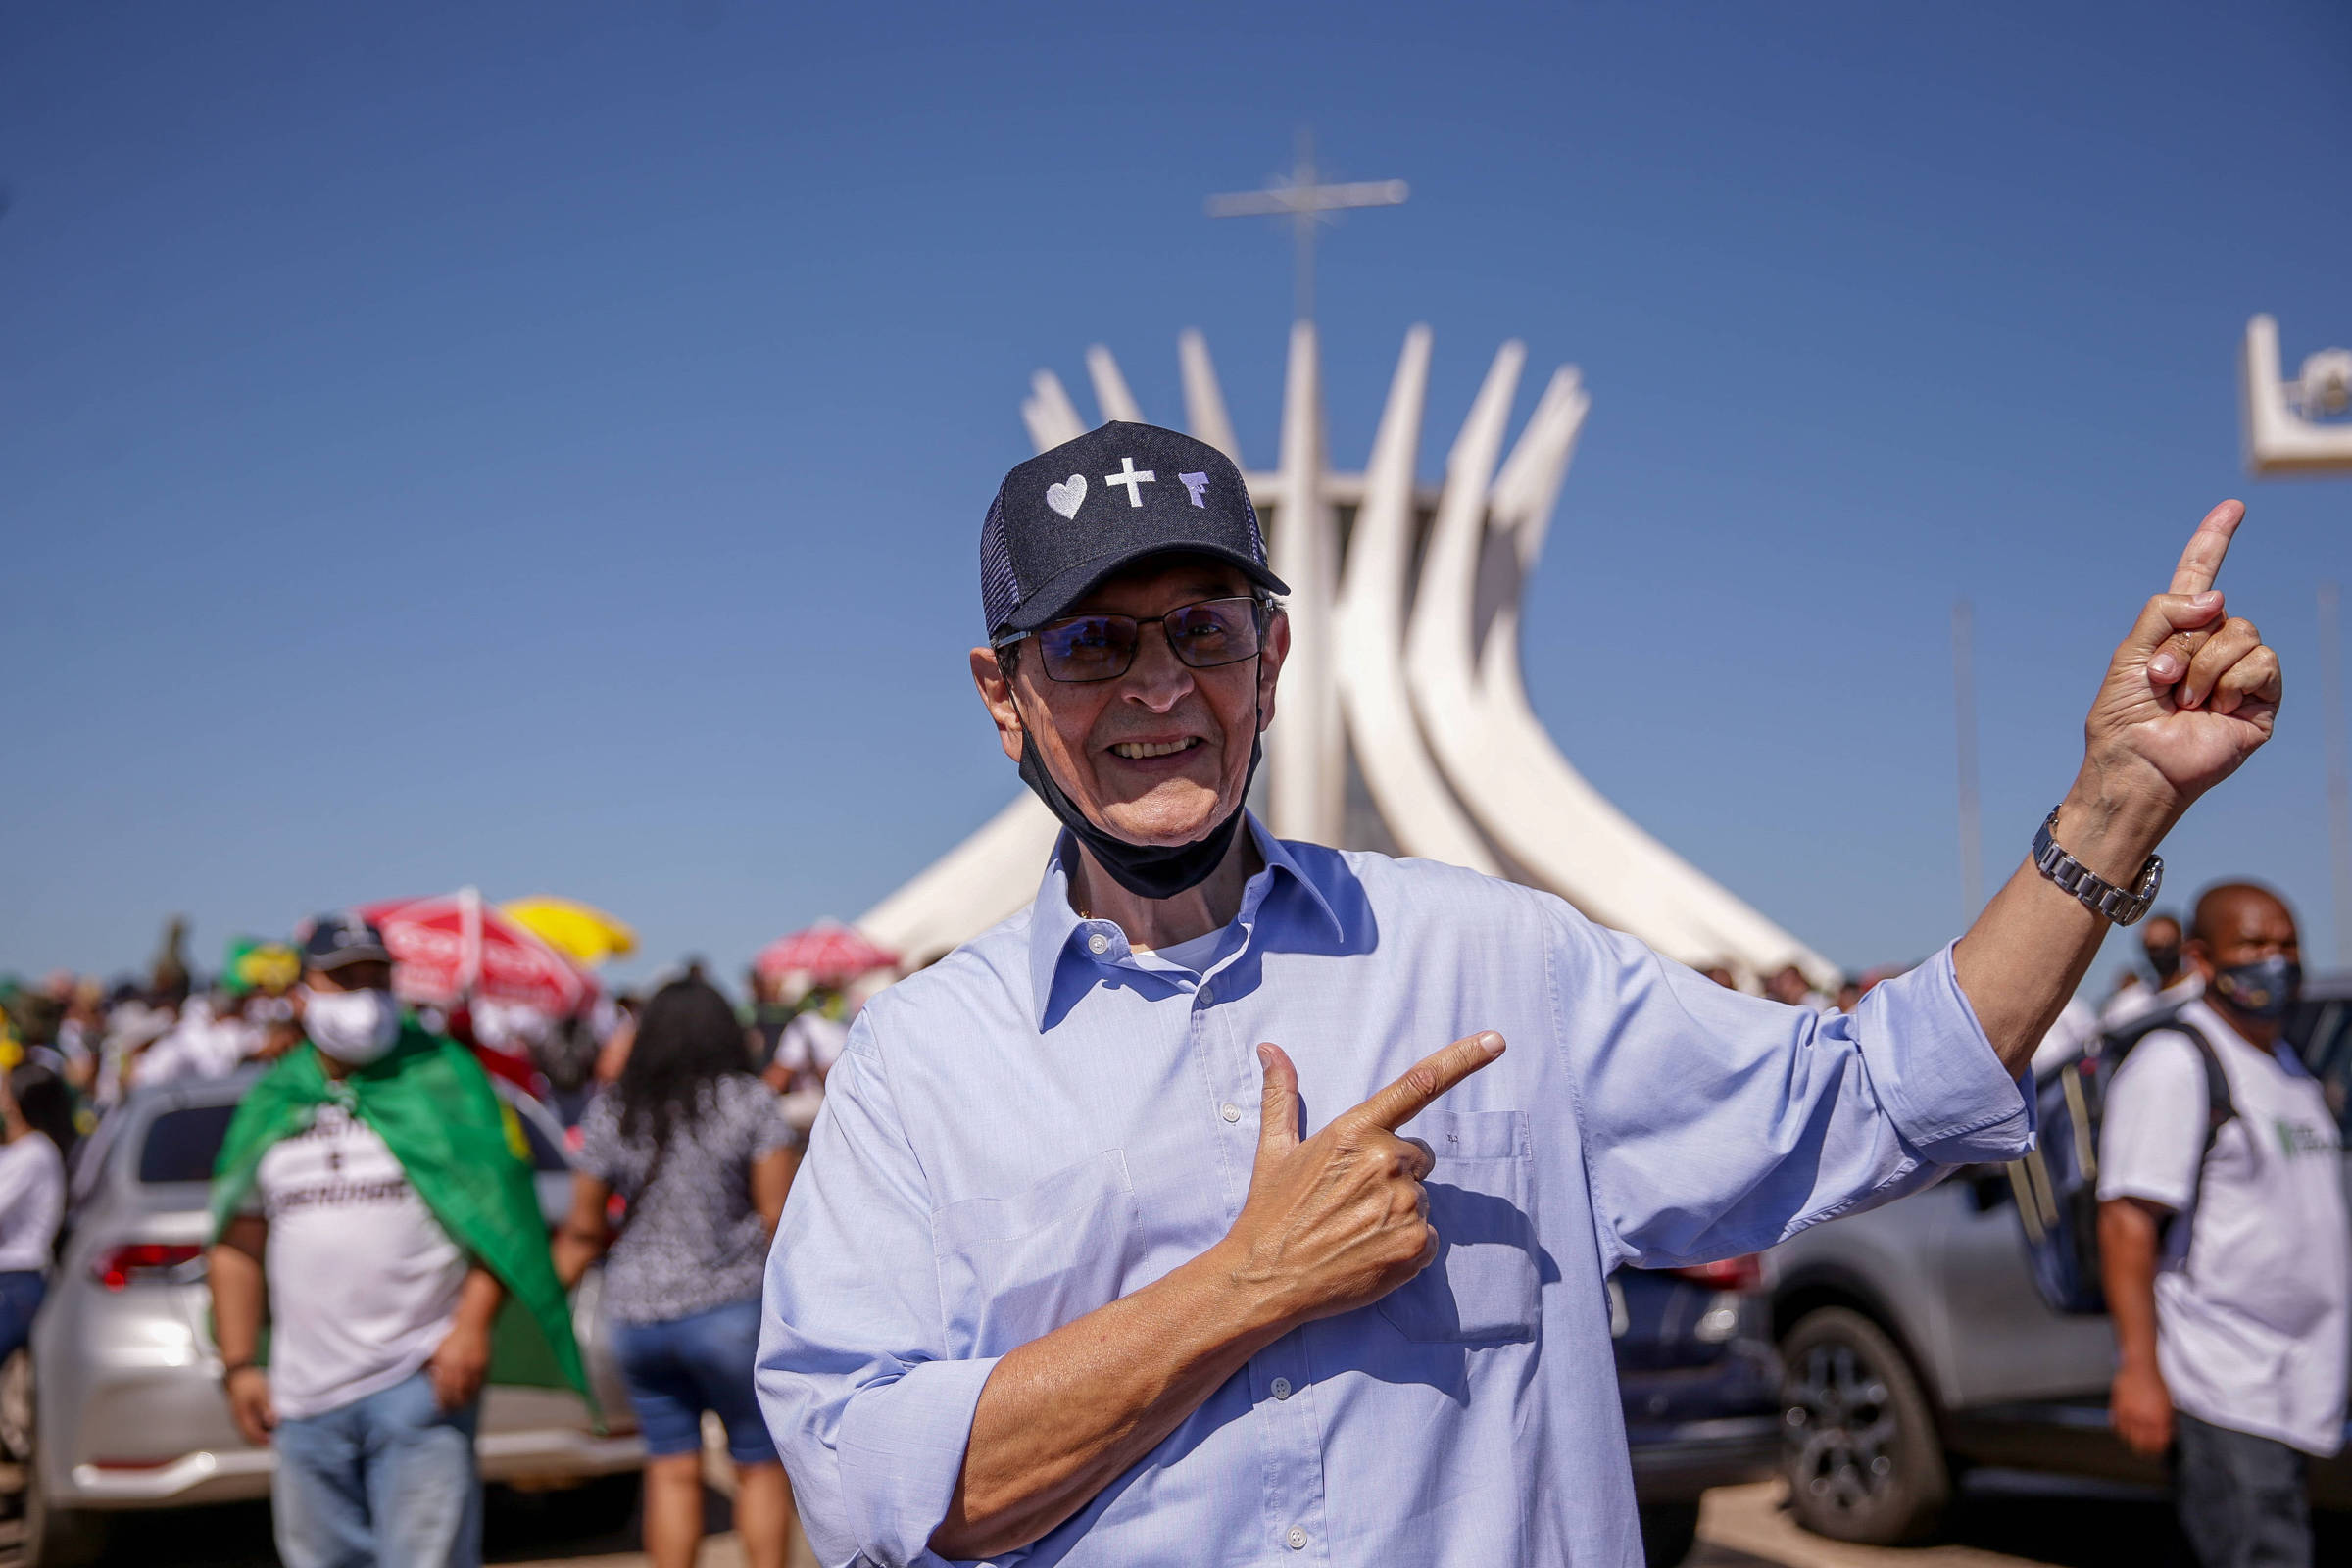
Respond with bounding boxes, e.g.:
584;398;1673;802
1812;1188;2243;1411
210;1024;591;1406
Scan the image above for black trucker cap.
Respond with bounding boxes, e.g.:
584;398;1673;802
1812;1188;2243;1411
299;911;392;970
980;421;1288;642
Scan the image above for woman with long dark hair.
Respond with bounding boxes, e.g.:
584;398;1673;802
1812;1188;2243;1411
554;978;798;1568
0;1063;74;1362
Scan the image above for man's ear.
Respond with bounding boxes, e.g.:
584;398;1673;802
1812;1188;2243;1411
2180;937;2215;982
970;647;1026;764
1255;609;1291;733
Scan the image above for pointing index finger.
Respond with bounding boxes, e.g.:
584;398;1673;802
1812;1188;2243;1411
2168;500;2245;596
1349;1032;1506;1132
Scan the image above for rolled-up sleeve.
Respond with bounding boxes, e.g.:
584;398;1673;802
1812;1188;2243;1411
758;1017;998;1568
1544;897;2034;1271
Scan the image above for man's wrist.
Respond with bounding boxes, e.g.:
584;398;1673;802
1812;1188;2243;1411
447;1313;496;1344
1197;1239;1300;1347
2052;772;2173;889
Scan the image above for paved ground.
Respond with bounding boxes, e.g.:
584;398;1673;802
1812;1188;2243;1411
4;1474;2342;1565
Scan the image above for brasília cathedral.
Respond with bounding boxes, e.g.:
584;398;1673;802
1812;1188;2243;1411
858;320;1838;990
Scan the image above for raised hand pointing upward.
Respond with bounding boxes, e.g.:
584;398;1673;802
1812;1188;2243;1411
1223;1032;1507;1330
2083;500;2281;816
1953;499;2284;1078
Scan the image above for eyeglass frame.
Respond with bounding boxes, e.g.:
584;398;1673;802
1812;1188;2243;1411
991;593;1282;684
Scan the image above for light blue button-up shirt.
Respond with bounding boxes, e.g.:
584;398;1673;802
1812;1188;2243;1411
758;818;2032;1566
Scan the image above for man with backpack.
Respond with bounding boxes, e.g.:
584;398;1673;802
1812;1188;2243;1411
2098;882;2348;1568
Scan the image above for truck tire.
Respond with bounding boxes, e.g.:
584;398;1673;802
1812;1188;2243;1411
1779;1306;1949;1545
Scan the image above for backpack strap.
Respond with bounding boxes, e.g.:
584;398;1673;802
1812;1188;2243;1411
2120;1012;2237;1260
2169;1017;2237;1169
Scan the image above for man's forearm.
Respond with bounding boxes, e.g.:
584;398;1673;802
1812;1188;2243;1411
208;1243;267;1365
453;1264;506;1334
930;1242;1288;1559
2098;1199;2165;1370
1953;771;2174;1077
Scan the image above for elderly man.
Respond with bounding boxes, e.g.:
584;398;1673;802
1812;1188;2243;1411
758;421;2280;1567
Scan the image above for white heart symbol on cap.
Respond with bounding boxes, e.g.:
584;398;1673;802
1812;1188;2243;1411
1044;475;1087;519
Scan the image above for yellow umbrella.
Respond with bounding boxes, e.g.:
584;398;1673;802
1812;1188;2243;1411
499;896;638;966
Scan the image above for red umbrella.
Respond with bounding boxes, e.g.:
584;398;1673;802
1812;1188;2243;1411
360;888;592;1016
755;920;899;986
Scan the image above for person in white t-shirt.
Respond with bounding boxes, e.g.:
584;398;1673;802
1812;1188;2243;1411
2099;910;2203;1032
761;991;854;1134
2030;992;2103;1079
2097;883;2348;1568
130;988;264;1090
0;1064;74;1364
209;915;511;1568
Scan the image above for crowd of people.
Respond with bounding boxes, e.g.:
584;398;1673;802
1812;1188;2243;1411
0;866;2336;1568
0;911;877;1568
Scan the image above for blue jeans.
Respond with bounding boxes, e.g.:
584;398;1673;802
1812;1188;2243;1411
2175;1412;2312;1568
0;1271;44;1363
271;1371;482;1568
611;1296;776;1463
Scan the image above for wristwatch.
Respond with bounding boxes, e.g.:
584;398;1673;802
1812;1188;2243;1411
2031;807;2163;926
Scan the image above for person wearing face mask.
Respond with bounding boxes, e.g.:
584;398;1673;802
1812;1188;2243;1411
2101;909;2204;1031
2097;883;2347;1568
757;428;2286;1567
205;913;590;1568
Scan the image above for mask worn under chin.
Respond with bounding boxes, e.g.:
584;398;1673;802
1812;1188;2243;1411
301;985;403;1065
2211;955;2301;1022
1017;729;1262;900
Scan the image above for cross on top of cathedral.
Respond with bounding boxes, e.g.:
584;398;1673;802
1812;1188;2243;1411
1205;129;1407;322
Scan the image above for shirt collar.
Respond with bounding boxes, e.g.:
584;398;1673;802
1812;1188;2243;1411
1025;811;1345;1031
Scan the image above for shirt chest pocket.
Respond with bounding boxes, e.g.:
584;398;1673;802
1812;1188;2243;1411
1377;1109;1541;1346
931;1149;1141;1359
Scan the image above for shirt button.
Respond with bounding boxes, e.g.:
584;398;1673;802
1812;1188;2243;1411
1197;982;1214;1004
1287;1527;1308;1550
1219;1102;1242;1123
1271;1376;1293;1399
1087;932;1110;955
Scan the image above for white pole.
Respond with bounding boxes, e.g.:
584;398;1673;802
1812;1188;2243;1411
460;885;483;1000
1953;600;1984;920
2321;582;2352;968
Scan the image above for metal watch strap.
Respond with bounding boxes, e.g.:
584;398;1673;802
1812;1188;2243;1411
2030;807;2163;926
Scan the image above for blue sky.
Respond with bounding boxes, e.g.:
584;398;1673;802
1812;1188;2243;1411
5;0;2348;993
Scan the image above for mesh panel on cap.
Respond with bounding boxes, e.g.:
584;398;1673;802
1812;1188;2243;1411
978;484;1021;637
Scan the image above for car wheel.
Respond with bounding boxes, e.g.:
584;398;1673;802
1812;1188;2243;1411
1638;1500;1701;1567
1779;1306;1948;1545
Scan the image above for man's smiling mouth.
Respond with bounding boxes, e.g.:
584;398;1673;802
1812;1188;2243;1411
1108;738;1203;760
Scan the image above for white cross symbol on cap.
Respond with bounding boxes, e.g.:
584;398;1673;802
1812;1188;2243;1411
1104;456;1155;507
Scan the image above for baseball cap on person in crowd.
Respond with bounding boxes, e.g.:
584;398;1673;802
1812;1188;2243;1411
981;421;1288;643
298;912;392;971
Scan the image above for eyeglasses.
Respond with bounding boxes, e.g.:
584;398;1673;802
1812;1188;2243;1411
1008;596;1270;684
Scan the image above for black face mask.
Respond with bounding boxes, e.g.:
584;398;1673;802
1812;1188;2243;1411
2211;955;2301;1022
2144;947;2182;986
1015;720;1262;902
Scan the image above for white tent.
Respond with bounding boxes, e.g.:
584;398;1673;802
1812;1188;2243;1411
859;324;1837;989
